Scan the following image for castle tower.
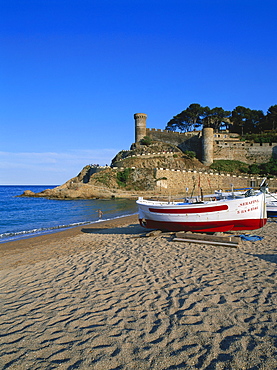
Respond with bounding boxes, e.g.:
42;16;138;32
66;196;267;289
134;113;147;143
202;127;214;166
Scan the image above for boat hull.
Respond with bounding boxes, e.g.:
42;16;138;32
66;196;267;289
211;191;277;219
266;194;277;217
138;217;266;233
267;203;277;218
137;193;267;233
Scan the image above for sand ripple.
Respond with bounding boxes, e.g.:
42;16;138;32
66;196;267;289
1;221;277;369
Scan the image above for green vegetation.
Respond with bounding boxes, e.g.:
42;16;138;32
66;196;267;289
116;168;132;187
165;103;277;134
140;136;152;146
210;159;277;176
210;160;248;174
165;103;231;132
252;159;277;176
183;150;196;159
248;164;260;174
95;171;114;186
244;133;277;143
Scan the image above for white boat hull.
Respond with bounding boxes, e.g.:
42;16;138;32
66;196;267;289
136;192;267;233
206;190;277;219
266;201;277;217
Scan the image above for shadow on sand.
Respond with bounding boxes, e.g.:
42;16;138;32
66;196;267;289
251;254;277;264
81;224;145;235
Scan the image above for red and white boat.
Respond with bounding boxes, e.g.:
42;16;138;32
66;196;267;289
136;191;267;233
212;187;277;218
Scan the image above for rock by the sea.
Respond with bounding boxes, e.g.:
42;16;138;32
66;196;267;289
20;190;36;197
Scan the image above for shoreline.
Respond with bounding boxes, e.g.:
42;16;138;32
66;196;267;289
1;217;277;369
0;214;140;269
0;213;139;246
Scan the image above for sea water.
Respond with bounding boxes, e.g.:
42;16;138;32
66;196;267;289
0;185;138;243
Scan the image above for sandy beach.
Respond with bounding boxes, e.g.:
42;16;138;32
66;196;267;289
1;215;277;370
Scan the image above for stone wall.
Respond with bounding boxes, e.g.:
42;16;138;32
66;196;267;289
112;166;277;194
145;127;277;164
146;128;202;158
247;143;277;162
214;141;277;163
153;168;277;195
146;128;201;144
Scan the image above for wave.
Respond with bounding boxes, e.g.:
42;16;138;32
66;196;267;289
0;213;137;243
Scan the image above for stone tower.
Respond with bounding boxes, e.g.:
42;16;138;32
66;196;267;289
202;127;214;166
134;113;147;143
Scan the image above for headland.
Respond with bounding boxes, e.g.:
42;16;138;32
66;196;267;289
18;113;277;200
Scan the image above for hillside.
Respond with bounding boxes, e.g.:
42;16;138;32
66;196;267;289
112;141;205;171
19;138;277;199
19;141;206;199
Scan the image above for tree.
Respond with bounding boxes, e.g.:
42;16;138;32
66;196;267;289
230;106;265;135
230;106;251;135
165;116;185;132
165;103;204;132
244;109;264;133
202;107;231;131
184;103;205;130
265;105;277;131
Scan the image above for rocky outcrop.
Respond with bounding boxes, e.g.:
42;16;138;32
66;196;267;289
18;141;208;199
19;167;161;200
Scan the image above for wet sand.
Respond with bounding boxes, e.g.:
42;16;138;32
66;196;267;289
1;216;277;369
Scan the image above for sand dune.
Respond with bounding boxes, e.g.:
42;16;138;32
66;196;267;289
1;216;277;369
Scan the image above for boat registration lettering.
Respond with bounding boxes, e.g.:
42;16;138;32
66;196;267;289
237;206;258;214
238;199;259;207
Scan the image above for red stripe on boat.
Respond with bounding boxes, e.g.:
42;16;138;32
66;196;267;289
139;218;267;232
149;204;228;214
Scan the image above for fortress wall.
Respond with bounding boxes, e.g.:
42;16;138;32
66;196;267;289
112;166;277;193
213;133;240;140
146;128;200;137
247;143;277;159
213;145;249;161
154;168;277;194
146;128;201;145
143;125;277;164
146;128;202;158
213;142;277;163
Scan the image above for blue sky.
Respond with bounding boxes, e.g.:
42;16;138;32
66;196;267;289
1;0;276;184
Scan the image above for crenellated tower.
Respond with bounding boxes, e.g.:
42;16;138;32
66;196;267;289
134;113;147;143
132;114;276;166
